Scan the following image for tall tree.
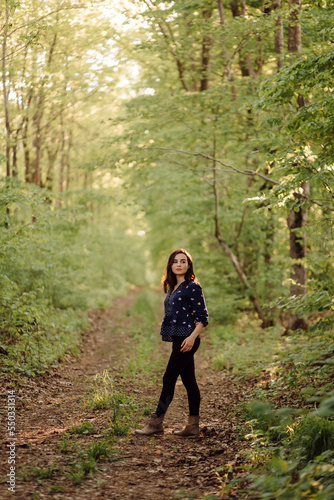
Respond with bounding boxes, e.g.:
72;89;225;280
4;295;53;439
286;0;308;331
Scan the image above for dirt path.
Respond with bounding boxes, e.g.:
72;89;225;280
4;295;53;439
0;289;253;500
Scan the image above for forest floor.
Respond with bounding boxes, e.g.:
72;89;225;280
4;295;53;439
0;288;256;500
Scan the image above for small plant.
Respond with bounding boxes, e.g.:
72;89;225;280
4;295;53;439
68;465;85;484
84;370;115;410
49;485;64;493
29;464;59;479
69;420;97;435
143;406;152;415
109;421;130;436
79;458;97;475
58;433;71;453
172;487;197;499
291;415;334;463
86;439;111;461
102;428;118;441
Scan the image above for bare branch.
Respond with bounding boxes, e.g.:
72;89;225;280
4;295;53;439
138;146;332;209
140;145;279;184
7;6;85;39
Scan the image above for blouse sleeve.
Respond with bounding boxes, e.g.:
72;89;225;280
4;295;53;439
189;283;209;327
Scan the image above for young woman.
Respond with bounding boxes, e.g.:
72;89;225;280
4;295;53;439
135;248;209;437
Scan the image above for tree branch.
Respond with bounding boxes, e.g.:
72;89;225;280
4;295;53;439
138;146;332;209
140;145;279;183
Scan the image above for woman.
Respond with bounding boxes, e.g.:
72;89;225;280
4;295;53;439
135;248;209;437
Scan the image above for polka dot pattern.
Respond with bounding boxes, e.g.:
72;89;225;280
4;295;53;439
160;280;209;342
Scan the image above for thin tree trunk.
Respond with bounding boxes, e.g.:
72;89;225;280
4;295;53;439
31;32;57;186
214;174;271;327
32;118;42;186
288;0;302;53
44;143;59;193
200;9;213;91
184;13;198;91
22;56;34;182
65;130;72;192
272;0;284;70
212;108;271;327
12;143;18;177
218;0;236;98
57;124;65;207
230;0;256;77
23;118;31;182
143;0;189;91
217;0;226;25
230;0;245;17
286;0;308;331
2;3;11;177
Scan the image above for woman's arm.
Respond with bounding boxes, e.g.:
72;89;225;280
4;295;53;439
180;322;204;352
180;282;209;352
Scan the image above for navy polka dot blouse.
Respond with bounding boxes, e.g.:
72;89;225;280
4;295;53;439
160;281;209;342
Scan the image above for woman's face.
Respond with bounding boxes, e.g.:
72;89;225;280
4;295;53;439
171;253;190;277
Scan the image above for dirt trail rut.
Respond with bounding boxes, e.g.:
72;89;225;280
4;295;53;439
0;290;252;499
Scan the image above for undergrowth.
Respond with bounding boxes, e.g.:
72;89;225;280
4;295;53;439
0;178;146;380
210;317;334;499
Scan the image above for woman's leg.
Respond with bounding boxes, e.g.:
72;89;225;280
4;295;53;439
155;336;200;417
179;346;201;416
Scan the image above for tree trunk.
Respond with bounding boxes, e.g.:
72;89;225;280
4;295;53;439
44;141;59;194
286;182;309;330
32;120;42;186
218;0;236;97
288;0;302;53
213;170;271;327
23;121;31;182
2;3;11;177
217;0;226;25
12;143;18;177
200;9;213;91
212;109;271;327
142;1;189;92
230;0;245;17
272;0;284;70
230;0;256;77
286;0;308;331
65;130;72;192
30;33;57;186
57;126;66;207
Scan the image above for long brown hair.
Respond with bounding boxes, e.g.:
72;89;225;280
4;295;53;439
162;248;196;293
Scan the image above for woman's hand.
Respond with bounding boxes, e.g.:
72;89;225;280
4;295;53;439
180;336;195;352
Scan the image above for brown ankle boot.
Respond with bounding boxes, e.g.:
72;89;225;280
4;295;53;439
135;413;164;436
173;415;200;436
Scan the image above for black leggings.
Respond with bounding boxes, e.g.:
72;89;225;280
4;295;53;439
155;336;201;417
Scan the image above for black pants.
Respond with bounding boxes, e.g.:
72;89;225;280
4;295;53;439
155;336;201;417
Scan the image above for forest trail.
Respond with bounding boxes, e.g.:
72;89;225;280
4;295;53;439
1;289;253;500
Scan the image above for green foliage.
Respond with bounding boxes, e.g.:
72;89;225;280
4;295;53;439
58;433;73;453
77;458;97;475
69;421;97;435
293;416;334;463
85;439;113;461
122;288;165;381
65;437;119;484
68;466;85;484
243;406;334;499
49;485;65;493
315;394;334;418
210;322;282;377
2;2;334;497
83;368;136;437
0;178;147;377
84;370;117;410
172;487;197;500
28;464;60;479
